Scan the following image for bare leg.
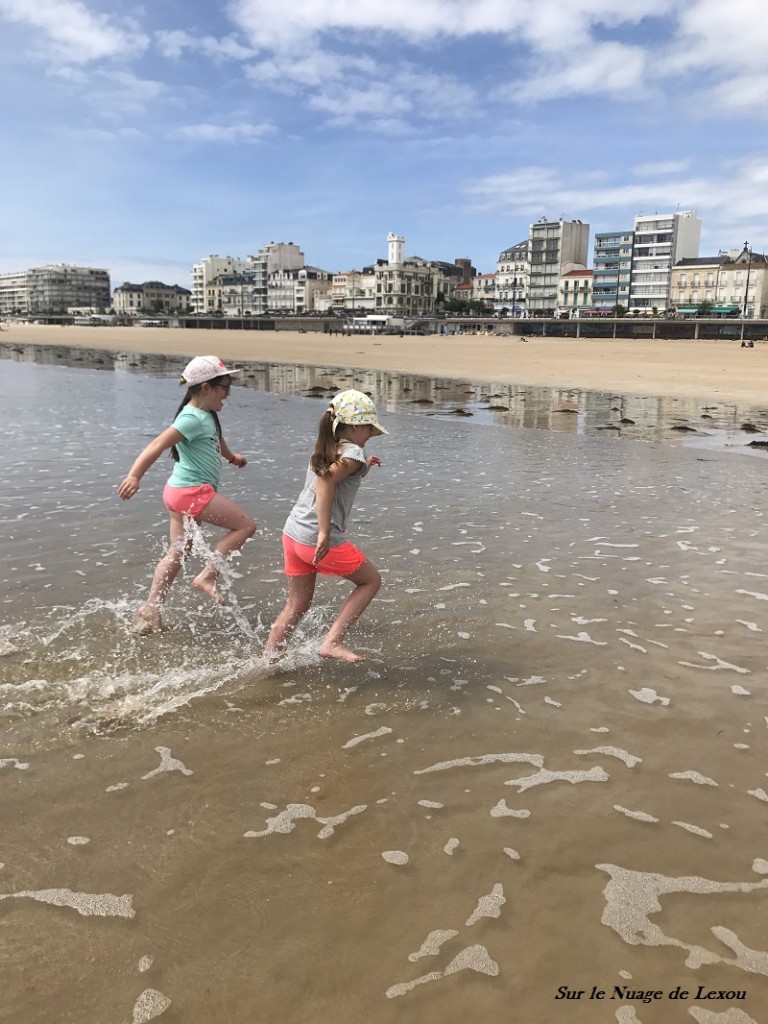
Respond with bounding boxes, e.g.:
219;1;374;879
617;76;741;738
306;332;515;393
320;560;381;663
264;574;317;656
192;493;257;604
138;512;189;631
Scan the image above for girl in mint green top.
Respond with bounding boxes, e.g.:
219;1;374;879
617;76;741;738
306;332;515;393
117;355;257;633
167;404;224;489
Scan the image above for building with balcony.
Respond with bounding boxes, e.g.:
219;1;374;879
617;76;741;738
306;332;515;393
494;241;528;314
194;242;305;316
472;272;496;307
527;219;590;316
113;281;191;315
628;211;701;311
192;256;245;314
372;233;464;317
267;264;333;313
329;270;377;310
671;245;768;318
0;271;28;315
558;269;594;315
592;231;633;311
0;264;111;315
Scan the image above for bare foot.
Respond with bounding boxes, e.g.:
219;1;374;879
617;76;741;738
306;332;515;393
136;603;163;633
319;643;365;663
261;645;283;665
192;571;225;606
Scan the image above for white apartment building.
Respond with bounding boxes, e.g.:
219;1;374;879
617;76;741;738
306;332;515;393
0;271;28;315
194;243;305;316
329;270;377;310
268;264;333;311
266;265;332;313
472;272;496;306
558;269;594;314
192;255;245;314
294;267;332;313
527;219;589;316
494;240;528;313
113;281;192;314
628;210;701;311
0;264;111;315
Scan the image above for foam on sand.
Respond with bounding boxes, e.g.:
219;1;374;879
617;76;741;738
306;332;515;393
0;887;134;917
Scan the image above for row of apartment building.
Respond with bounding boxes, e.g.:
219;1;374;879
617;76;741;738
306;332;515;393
0;265;112;316
4;210;767;320
189;236;472;319
191;213;765;321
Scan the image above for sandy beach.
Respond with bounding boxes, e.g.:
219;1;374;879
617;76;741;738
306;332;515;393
4;341;768;1022
3;321;768;405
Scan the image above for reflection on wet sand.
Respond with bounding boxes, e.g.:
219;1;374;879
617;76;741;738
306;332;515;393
4;339;768;451
1;354;767;1023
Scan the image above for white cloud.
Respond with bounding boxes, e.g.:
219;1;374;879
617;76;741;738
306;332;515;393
174;122;274;143
701;74;768;118
671;0;768;74
227;0;671;50
307;65;473;126
509;42;649;102
246;50;375;90
156;29;255;62
464;157;768;251
0;0;147;63
633;160;690;177
224;0;768;116
46;65;165;116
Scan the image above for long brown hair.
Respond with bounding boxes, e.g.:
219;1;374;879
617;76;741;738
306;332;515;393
169;379;223;462
309;409;341;477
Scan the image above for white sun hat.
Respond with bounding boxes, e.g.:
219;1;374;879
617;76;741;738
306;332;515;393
329;389;388;436
181;355;242;386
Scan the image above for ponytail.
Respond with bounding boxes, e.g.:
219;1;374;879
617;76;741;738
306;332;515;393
169;383;222;462
309;409;339;477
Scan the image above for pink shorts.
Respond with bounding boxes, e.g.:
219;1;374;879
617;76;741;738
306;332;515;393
163;483;216;518
282;533;366;577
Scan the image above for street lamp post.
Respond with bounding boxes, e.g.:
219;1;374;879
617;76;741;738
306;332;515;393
743;241;752;319
741;241;752;342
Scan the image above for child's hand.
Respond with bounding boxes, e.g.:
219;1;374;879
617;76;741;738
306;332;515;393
313;535;330;564
367;455;381;469
229;453;247;468
117;475;140;500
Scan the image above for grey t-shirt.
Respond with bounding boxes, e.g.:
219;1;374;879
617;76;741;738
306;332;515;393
283;441;369;547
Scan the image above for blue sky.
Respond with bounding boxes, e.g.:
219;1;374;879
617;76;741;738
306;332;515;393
1;0;767;287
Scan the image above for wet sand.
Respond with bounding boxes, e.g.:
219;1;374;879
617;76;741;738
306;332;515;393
4;321;768;405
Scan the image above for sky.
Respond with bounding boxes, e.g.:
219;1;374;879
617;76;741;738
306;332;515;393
2;0;768;288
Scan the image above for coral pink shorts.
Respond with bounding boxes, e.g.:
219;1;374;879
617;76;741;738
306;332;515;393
282;533;366;577
163;483;216;518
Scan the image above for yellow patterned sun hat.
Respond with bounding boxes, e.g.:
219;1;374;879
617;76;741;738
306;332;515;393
329;389;388;436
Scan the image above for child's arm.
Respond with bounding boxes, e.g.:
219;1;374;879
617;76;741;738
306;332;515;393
117;427;184;500
219;437;247;469
313;458;361;564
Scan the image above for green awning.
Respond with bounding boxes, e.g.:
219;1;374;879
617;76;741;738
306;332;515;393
675;305;740;314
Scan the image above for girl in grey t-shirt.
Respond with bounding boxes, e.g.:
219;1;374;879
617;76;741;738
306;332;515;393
266;389;387;663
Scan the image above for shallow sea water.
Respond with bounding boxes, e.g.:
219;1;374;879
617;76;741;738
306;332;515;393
1;347;768;1024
